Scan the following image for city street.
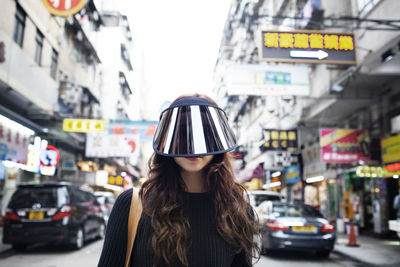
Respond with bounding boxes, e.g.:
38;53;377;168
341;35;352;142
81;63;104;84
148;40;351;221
0;239;365;267
1;0;400;266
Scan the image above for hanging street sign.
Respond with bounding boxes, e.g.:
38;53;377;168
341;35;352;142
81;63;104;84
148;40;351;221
42;0;88;17
63;119;105;133
260;30;357;65
225;64;310;96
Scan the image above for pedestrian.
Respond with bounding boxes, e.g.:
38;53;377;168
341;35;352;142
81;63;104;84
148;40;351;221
394;190;400;219
98;94;259;267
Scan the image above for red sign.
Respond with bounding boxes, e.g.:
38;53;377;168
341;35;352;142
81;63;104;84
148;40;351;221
42;0;87;17
319;129;370;163
386;163;400;172
39;145;60;167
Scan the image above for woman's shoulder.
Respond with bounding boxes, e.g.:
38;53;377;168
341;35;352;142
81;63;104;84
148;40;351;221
115;188;133;204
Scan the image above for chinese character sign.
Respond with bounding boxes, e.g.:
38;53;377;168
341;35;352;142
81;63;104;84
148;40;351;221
261;30;356;64
261;129;298;152
225;64;310;96
85;133;140;158
42;0;88;17
319;129;370;163
63;119;105;133
0;119;32;163
109;121;158;142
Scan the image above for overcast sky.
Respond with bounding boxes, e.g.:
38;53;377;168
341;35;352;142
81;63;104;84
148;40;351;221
121;0;232;120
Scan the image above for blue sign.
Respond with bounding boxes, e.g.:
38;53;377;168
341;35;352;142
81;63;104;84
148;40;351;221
0;162;5;180
0;143;8;160
284;165;301;184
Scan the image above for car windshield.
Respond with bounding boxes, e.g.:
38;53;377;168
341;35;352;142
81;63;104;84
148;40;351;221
254;194;280;206
272;204;322;218
96;196;106;205
8;186;69;208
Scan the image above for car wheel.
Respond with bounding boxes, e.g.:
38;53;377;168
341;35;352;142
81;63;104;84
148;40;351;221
12;244;27;251
73;227;85;250
98;222;106;240
316;250;331;258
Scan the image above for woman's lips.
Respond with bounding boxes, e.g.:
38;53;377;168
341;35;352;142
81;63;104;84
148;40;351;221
186;157;201;161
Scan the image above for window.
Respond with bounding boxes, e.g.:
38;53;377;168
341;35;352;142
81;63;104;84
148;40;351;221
34;29;44;65
50;48;58;79
357;0;381;16
13;4;26;47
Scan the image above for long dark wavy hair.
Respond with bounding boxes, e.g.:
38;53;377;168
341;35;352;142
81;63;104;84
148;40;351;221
140;94;259;266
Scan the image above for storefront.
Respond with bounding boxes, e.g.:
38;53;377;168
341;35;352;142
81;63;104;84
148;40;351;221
0;112;36;215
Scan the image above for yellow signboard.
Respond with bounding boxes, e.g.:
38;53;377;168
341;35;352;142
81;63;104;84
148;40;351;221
63;119;105;133
382;134;400;163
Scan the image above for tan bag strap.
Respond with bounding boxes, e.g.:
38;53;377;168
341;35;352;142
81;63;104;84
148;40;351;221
125;187;143;267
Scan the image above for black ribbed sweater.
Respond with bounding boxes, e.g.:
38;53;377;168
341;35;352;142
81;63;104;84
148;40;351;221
98;189;250;267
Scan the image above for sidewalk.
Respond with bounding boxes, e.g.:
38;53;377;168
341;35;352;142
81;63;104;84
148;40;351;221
334;233;400;266
0;227;12;254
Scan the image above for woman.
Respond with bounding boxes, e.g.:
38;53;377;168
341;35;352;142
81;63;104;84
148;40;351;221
98;94;259;267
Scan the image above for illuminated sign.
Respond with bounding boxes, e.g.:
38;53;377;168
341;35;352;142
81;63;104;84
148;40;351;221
284;165;301;184
260;30;356;64
63;119;105;133
355;166;400;178
108;175;130;186
386;163;400;172
42;0;88;17
39;145;60;167
261;129;298;152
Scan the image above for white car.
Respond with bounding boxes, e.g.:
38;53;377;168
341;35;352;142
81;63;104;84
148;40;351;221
247;190;283;209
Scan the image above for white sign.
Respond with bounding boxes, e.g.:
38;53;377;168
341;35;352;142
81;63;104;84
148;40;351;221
85;133;140;158
0;114;34;163
225;64;310;96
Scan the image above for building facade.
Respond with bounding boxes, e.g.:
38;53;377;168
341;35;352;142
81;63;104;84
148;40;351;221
214;0;400;236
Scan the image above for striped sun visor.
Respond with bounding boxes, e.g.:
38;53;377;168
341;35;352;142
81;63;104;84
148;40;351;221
153;99;237;157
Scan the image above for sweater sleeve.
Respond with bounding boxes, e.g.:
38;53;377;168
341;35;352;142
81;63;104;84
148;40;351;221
98;189;133;267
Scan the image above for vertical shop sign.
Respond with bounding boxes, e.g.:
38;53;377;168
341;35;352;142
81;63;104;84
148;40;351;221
319;129;370;162
42;0;88;17
284;165;301;184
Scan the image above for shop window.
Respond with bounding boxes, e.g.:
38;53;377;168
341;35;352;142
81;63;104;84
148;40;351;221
13;4;26;48
34;29;44;65
50;49;58;79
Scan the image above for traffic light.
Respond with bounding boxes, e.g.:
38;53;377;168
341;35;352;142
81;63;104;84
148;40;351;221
0;42;5;63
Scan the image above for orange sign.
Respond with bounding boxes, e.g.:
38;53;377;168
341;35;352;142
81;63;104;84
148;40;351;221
42;0;87;17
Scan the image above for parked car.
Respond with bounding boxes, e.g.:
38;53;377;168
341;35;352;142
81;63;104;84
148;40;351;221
94;191;115;224
247;190;283;209
257;201;335;257
3;182;106;251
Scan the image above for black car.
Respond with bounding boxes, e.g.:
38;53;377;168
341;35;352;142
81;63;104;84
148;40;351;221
257;201;336;257
3;182;106;250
